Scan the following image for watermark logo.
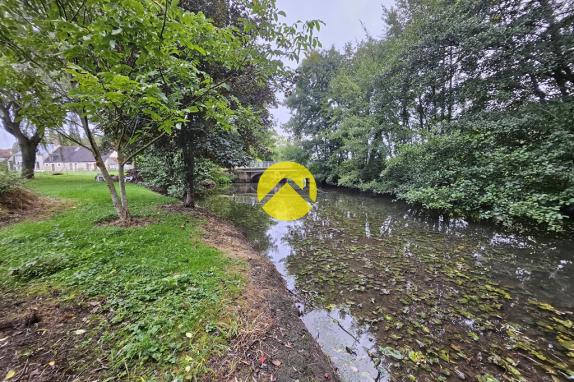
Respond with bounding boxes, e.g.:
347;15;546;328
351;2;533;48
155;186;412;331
257;161;317;221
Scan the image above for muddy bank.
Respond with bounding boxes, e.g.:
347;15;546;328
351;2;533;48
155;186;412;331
191;207;339;381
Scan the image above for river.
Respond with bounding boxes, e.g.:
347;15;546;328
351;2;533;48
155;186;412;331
203;185;574;382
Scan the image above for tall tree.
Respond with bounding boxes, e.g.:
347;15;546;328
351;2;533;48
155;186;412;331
0;56;63;178
285;48;343;182
0;0;320;221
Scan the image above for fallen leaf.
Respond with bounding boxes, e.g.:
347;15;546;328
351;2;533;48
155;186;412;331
408;350;425;364
4;370;16;380
379;346;404;360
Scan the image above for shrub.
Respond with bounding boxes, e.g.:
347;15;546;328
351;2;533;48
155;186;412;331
138;149;231;199
381;101;574;231
0;167;21;195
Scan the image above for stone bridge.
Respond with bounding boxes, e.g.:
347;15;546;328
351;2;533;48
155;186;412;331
232;161;275;183
232;161;311;185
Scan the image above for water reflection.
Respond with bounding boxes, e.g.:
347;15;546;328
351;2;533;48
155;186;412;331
302;308;384;382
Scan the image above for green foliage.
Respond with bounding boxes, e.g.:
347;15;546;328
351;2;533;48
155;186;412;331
0;175;244;379
273;138;310;164
9;253;71;281
285;0;574;231
0;55;64;130
137;149;187;198
138;149;231;198
384;101;574;231
0;167;21;194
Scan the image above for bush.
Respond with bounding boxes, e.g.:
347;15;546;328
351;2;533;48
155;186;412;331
0;167;21;195
138;149;231;199
381;100;574;231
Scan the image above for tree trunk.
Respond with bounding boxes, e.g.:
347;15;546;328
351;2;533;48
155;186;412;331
0;102;42;179
80;113;129;222
97;159;128;221
19;138;38;179
118;155;128;212
183;142;195;208
181;128;196;208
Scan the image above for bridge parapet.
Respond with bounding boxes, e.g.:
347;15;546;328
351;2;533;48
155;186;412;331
232;161;275;183
236;161;275;169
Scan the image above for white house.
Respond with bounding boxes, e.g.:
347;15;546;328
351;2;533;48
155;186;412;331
9;145;131;173
42;146;97;172
103;151;119;170
8;144;55;172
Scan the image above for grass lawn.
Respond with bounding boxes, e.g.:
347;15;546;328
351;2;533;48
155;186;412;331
0;175;245;380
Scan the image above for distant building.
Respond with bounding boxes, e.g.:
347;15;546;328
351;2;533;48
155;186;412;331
43;146;97;172
0;149;11;163
8;144;55;172
102;151;120;171
9;145;129;172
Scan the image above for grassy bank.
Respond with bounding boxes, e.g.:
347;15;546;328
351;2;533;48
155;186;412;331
0;175;245;380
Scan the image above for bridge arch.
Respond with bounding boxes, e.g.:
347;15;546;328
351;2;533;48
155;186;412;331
251;172;263;183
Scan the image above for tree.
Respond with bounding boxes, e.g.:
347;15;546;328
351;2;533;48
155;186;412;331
0;56;63;178
285;48;344;183
140;0;320;208
284;0;574;230
0;0;320;221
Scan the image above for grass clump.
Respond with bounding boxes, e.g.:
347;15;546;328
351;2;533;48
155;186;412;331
0;174;245;380
9;253;72;281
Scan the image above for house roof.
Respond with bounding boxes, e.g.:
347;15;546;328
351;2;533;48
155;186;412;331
44;146;95;163
0;149;12;160
9;144;57;160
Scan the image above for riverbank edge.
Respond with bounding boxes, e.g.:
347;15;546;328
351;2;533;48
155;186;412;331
316;182;574;235
182;206;339;381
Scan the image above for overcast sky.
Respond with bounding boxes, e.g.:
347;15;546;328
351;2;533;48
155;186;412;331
272;0;391;134
0;0;392;149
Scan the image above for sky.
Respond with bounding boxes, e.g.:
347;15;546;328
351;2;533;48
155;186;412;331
0;0;392;149
271;0;391;134
0;129;13;150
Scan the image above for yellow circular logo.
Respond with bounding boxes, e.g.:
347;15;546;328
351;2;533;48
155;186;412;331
257;161;317;221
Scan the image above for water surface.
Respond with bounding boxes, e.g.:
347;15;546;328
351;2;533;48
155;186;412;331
206;185;574;382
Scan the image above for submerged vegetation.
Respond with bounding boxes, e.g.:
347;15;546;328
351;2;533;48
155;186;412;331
283;0;574;231
224;189;574;381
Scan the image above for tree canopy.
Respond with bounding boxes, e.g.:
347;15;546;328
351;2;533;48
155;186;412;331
0;0;320;220
284;0;574;231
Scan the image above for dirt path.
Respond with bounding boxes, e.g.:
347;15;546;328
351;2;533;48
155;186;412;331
193;208;339;382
